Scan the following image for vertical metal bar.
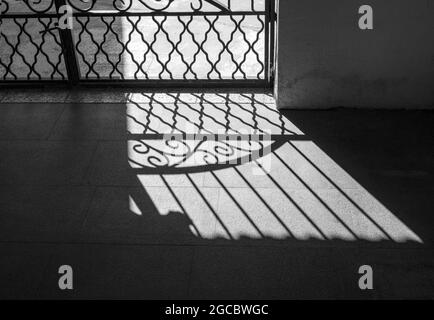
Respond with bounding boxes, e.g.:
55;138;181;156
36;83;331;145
269;0;276;85
54;0;80;85
264;0;270;86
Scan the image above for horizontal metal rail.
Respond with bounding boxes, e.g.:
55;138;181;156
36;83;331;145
1;11;267;18
0;79;270;89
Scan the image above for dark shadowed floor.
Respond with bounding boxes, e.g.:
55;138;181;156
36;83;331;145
0;90;433;299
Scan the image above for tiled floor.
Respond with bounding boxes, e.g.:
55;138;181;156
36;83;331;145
0;92;433;299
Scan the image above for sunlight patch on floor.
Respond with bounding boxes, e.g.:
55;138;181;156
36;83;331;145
127;93;422;243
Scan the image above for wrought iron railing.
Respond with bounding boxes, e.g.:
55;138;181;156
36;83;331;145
0;0;276;87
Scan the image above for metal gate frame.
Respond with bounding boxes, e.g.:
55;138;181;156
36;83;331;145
0;0;276;88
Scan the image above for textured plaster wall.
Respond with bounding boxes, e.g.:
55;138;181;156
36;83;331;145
275;0;434;108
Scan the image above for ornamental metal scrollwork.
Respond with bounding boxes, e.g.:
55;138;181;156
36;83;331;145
66;0;97;12
67;0;203;12
0;0;225;14
136;0;176;12
0;1;9;14
128;136;276;172
2;0;55;13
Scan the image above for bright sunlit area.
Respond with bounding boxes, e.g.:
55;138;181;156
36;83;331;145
126;93;422;243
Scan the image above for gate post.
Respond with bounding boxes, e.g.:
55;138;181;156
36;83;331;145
54;0;80;85
264;0;277;88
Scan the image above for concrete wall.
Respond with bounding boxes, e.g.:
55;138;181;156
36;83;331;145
275;0;434;109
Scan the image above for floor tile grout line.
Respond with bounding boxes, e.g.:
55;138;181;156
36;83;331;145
0;239;429;250
81;140;101;186
79;186;98;234
186;246;196;299
35;252;55;297
45;104;67;140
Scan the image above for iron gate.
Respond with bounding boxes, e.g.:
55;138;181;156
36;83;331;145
0;0;276;87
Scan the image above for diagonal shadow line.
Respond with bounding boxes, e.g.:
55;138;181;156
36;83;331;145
216;93;261;131
128;100;184;134
126;113;158;135
171;92;206;132
219;93;299;135
211;93;266;134
148;94;201;134
272;151;360;240
132;92;293;137
193;93;262;134
129;156;150;169
204;0;231;12
151;93;223;134
162;93;213;134
233;166;295;238
198;94;234;133
239;93;278;115
133;96;155;132
160;175;203;238
168;93;210;134
185;173;234;240
288;141;394;241
253;159;329;240
210;171;265;238
170;94;180;130
217;93;268;134
129;93;191;134
240;93;291;134
197;94;205;131
172;94;216;135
